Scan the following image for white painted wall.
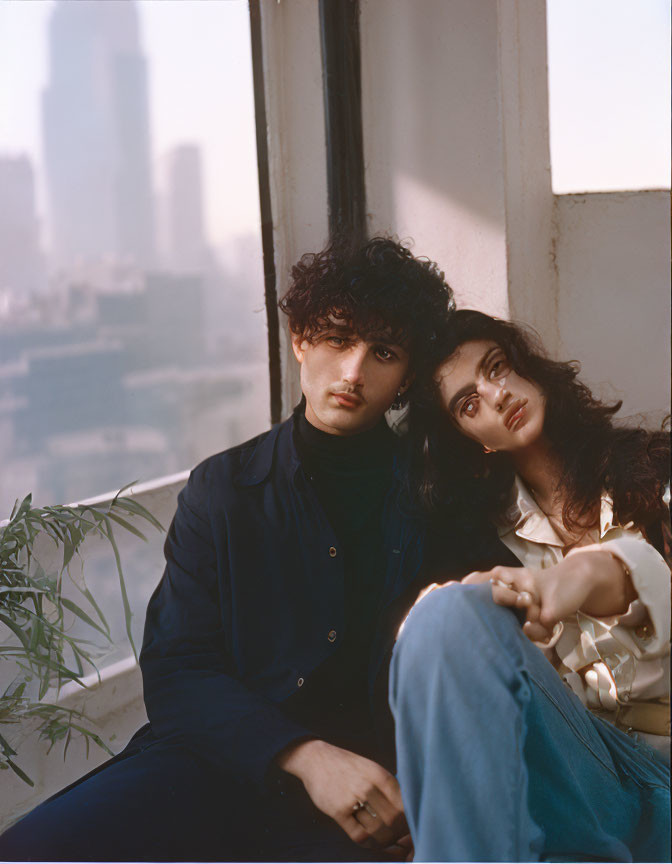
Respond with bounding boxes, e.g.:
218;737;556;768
555;190;670;420
497;0;557;352
360;0;510;317
360;0;668;418
360;0;556;349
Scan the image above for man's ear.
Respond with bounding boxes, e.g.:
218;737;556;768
398;373;414;395
290;331;306;364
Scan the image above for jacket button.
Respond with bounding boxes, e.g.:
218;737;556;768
328;629;337;642
297;677;304;687
328;546;337;558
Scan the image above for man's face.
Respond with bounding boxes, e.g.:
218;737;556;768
291;320;411;436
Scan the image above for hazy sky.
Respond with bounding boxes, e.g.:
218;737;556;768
546;0;670;193
0;0;669;251
0;0;261;245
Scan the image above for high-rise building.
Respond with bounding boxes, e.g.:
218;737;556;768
42;0;154;268
165;144;208;272
0;155;45;297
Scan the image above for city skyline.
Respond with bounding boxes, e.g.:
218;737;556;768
0;0;262;254
0;0;270;516
43;0;155;267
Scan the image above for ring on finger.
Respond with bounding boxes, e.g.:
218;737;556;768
352;800;378;819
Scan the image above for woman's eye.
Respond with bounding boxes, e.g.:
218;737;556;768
489;356;510;379
327;336;345;347
460;397;478;417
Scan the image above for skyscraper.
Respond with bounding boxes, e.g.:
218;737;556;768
42;0;155;268
0;155;45;297
164;144;208;273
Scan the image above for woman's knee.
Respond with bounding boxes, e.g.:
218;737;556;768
404;581;494;634
394;583;492;668
393;581;528;679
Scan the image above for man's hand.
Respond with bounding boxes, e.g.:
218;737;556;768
276;739;409;851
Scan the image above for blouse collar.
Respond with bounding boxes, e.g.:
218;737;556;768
498;474;616;546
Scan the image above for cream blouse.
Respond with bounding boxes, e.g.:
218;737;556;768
497;476;670;742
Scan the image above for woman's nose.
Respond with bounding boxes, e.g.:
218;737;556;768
495;386;510;412
479;378;510;411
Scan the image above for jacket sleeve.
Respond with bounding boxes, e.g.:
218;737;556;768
140;464;311;790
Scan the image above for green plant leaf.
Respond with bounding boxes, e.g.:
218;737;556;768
105;511;148;542
112;480;140;501
60;597;109;639
113;497;164;533
0;732;18;757
5;757;34;786
75;584;110;638
2;484;162;780
102;517;137;661
0;613;31;650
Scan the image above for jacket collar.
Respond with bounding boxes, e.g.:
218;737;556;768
236;410;301;487
236;402;405;488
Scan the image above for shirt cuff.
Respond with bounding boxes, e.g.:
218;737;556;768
568;537;670;657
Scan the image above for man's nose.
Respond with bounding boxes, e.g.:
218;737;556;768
341;345;368;386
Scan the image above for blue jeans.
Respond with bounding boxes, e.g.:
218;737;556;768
389;584;670;862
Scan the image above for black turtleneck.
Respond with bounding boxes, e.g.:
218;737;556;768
282;410;396;760
294;410;394;542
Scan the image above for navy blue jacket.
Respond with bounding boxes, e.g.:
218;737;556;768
140;412;505;790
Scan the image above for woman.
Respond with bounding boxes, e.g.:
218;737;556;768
390;310;670;862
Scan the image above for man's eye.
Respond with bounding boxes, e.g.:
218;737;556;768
375;347;395;361
327;336;345;347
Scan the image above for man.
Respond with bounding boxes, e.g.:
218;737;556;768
0;236;495;861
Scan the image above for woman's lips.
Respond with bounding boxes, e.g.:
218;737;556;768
333;392;362;408
504;399;527;430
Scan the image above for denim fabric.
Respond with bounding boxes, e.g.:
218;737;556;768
389;583;670;862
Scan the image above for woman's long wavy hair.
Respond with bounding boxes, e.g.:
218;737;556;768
407;310;669;535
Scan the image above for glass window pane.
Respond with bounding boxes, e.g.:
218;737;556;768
546;0;671;193
0;0;269;518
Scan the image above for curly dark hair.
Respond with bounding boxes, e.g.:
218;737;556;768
407;309;670;535
278;235;455;374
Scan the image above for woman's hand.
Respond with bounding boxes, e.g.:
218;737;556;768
465;551;636;642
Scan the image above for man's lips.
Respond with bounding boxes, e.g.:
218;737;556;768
504;398;527;430
332;391;363;408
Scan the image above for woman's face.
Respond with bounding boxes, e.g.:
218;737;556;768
435;339;546;453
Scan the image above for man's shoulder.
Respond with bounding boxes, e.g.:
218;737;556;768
187;416;293;492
